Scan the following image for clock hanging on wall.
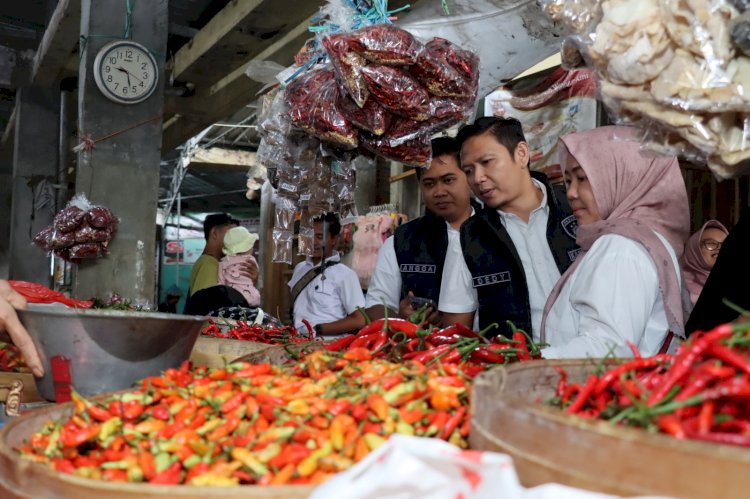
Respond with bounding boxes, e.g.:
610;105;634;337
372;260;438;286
93;40;159;104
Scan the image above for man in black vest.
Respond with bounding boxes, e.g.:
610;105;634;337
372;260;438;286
365;136;474;323
439;117;579;338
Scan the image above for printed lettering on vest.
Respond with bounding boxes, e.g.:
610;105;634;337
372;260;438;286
561;215;578;239
399;264;437;274
568;248;582;262
472;272;511;288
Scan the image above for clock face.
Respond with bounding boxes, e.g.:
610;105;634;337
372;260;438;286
93;41;159;104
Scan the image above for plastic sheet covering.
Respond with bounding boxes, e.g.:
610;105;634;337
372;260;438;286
397;0;565;99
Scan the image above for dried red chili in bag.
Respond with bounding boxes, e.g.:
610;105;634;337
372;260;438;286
74;221;112;244
348;24;423;65
410;38;479;98
50;230;76;249
33;227;54;252
361;65;431;121
68;243;104;259
336;92;392;136
323;34;370;108
360;133;432;168
287;68;359;149
53;206;86;233
87;206;117;229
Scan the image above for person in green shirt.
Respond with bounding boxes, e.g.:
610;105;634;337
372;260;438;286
189;213;259;296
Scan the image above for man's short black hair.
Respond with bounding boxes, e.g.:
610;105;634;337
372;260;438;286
416;136;461;180
456;116;528;159
313;212;341;237
203;213;239;240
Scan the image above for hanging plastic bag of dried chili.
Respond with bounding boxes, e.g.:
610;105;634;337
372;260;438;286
348;24;423;65
287;68;359;149
322;34;370;108
360;133;432;168
361;65;431;122
336;91;392;136
410;37;479;99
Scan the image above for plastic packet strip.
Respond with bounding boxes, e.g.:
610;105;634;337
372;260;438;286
361;65;431;122
298;226;315;257
322;34;370;107
347;24;423;65
272;229;294;265
338;200;359;226
287;68;359;148
274;196;298;231
336;92;392;136
360;133;432;168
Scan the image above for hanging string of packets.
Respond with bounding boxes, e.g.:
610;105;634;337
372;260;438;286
284;0;411;84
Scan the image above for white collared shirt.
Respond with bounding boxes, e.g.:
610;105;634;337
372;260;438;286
289;251;365;334
439;180;560;336
542;232;680;358
366;213;472;310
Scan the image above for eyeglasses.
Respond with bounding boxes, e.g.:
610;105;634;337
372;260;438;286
701;239;723;251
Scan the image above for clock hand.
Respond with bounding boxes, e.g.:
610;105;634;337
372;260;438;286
115;66;131;87
116;66;143;82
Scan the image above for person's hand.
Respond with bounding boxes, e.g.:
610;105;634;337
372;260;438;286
0;281;44;377
239;260;259;282
399;291;441;326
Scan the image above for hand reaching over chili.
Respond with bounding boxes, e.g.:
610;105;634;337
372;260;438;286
0;280;43;377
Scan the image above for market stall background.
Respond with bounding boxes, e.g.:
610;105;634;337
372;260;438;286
0;0;746;310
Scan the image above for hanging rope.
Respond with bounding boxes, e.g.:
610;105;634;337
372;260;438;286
74;114;163;153
124;0;135;39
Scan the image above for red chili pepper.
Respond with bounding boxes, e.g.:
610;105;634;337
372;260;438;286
149;462;182;485
410;345;452;364
648;324;733;407
566;375;597;414
301;319;315;339
370;331;389;353
325;335;357;352
554;367;567;398
440;406;466;439
593;356;671;395
705;343;750;377
87;404;113;423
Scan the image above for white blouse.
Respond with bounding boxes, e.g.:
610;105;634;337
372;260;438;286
541;232;681;359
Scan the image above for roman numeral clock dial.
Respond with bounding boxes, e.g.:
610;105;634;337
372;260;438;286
93;40;159;104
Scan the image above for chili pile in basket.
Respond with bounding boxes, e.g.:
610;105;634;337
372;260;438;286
202;320;313;344
326;315;543;377
18;350;471;486
549;321;750;447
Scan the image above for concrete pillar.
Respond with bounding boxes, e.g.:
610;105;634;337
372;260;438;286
73;0;167;304
0;142;12;279
8;87;60;284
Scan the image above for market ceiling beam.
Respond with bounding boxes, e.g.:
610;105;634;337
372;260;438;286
171;0;265;84
161;8;319;152
31;0;81;86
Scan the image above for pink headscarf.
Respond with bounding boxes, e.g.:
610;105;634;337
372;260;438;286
540;126;690;340
680;220;729;305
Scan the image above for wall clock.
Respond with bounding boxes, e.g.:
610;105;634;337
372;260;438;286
93;40;159;104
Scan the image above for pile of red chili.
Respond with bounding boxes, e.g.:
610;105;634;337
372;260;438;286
202;320;312;344
19;350;470;486
326;317;542;377
0;341;30;373
550;322;750;447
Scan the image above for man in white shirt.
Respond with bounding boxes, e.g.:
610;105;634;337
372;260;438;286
288;213;365;338
439;117;579;338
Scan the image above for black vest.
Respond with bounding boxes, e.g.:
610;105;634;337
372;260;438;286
460;172;580;338
393;210;450;303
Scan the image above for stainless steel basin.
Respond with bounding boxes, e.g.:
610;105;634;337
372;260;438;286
17;304;206;401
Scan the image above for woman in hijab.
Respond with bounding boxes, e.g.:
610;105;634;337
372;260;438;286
539;126;690;358
680;220;729;306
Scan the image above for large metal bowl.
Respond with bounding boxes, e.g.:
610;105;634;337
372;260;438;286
17;304;206;401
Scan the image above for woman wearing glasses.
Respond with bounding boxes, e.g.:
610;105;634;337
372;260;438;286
680;221;729;306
